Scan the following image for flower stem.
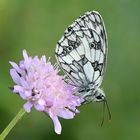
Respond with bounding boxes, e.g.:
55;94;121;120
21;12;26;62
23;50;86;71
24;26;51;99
0;107;26;140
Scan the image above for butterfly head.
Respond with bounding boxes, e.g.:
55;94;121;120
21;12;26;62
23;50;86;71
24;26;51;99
94;88;106;102
78;88;106;104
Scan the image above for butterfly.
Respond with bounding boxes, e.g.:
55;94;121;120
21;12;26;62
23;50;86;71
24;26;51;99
55;11;110;114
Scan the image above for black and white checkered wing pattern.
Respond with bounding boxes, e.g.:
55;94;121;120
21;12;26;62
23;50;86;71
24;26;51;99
55;11;107;88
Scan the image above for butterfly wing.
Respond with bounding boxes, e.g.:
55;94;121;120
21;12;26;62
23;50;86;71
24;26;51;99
55;11;107;88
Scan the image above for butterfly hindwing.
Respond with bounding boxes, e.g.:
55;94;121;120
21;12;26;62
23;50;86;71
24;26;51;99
55;11;107;88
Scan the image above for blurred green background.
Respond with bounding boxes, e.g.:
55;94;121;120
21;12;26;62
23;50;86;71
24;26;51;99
0;0;140;139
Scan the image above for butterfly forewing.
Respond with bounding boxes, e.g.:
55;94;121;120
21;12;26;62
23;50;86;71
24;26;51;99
55;11;107;89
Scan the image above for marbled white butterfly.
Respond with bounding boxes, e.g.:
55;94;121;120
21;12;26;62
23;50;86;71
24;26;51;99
55;11;111;120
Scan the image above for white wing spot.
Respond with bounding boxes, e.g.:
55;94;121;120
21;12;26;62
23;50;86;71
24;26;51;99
91;48;95;62
57;46;63;54
71;72;80;80
76;45;85;55
99;51;104;63
95;50;101;61
62;55;73;64
83;61;94;82
57;57;65;63
81;37;91;61
61;63;71;72
93;71;100;81
60;39;68;46
93;32;99;42
70;50;81;61
95;14;100;23
96;26;101;34
79;72;86;80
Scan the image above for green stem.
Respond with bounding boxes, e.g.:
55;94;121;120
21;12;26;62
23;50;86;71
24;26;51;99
0;107;26;140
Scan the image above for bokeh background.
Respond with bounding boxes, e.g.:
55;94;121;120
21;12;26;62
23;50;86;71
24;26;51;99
0;0;140;140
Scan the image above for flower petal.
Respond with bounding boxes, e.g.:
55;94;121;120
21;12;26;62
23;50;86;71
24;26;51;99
13;85;23;93
51;115;62;135
9;61;22;74
57;109;74;119
23;50;29;62
24;102;33;112
10;69;21;85
34;104;45;111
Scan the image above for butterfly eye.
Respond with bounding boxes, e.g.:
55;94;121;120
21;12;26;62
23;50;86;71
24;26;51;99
96;95;102;100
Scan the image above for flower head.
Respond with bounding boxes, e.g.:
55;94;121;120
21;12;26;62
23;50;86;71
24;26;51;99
10;50;82;134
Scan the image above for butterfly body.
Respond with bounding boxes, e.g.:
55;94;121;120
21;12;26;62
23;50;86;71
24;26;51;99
55;11;107;104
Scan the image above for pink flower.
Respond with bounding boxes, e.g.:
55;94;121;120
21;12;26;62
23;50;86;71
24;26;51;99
10;50;82;134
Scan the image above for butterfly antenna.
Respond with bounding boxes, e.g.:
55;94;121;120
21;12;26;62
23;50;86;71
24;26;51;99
105;98;112;122
101;100;105;127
